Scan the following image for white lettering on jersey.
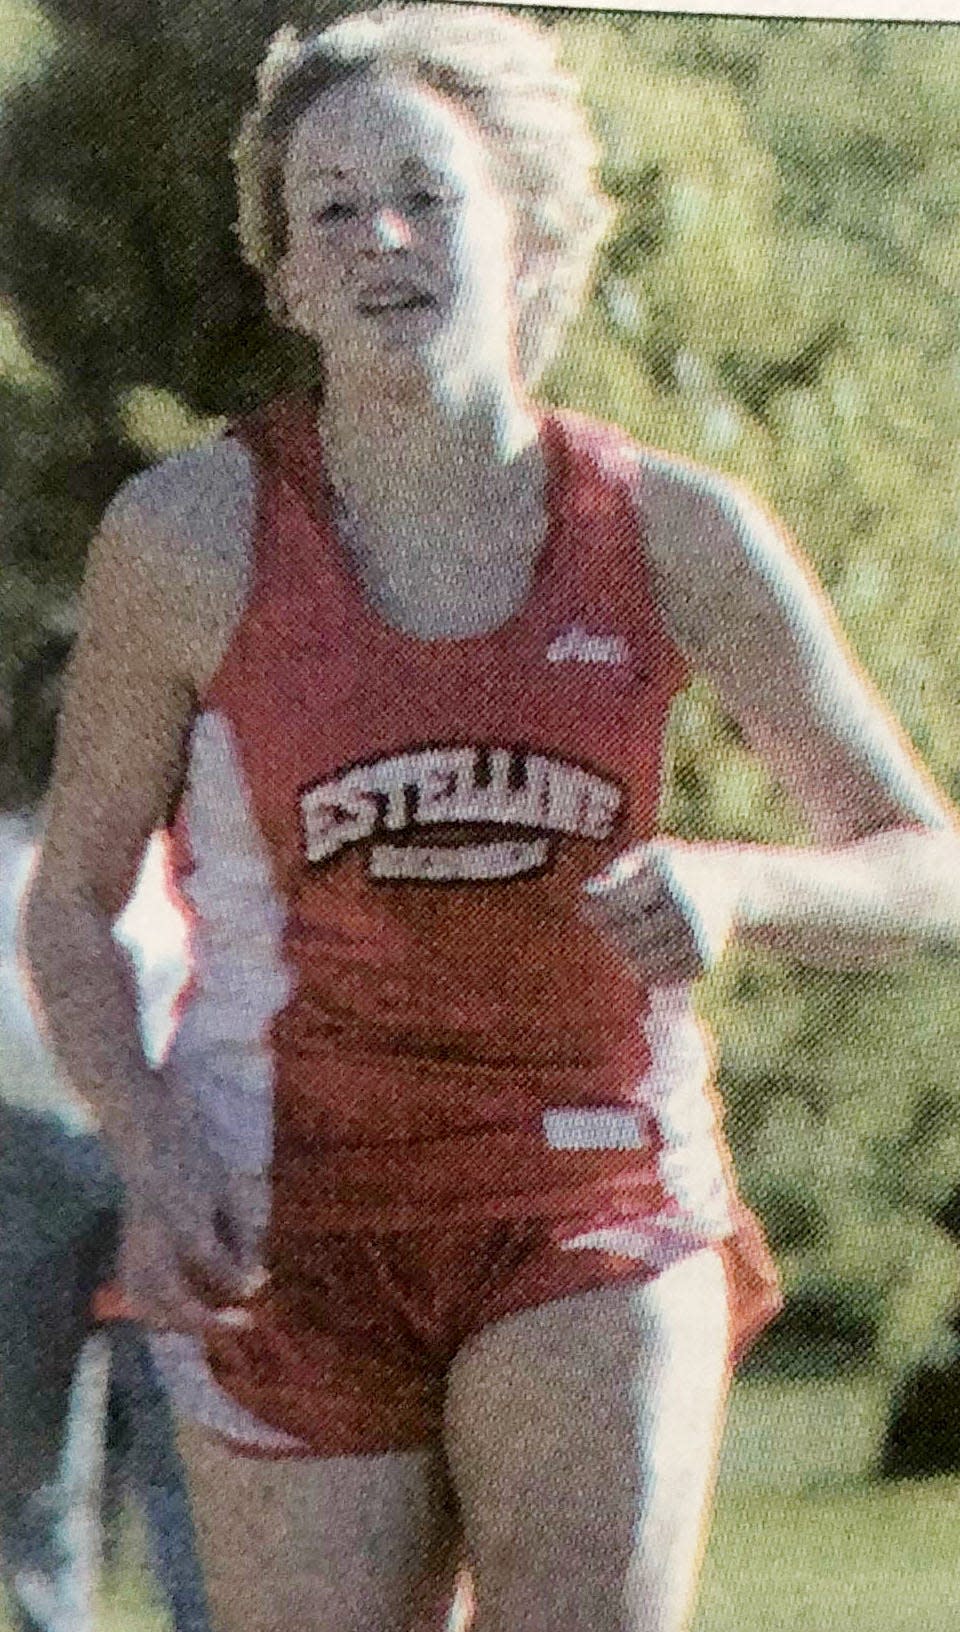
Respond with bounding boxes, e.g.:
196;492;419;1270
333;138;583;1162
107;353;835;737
413;748;477;824
300;744;624;877
580;779;623;841
301;779;379;862
542;1106;651;1150
546;626;631;665
370;838;550;881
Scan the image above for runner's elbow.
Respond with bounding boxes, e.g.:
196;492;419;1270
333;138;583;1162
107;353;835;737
20;874;109;998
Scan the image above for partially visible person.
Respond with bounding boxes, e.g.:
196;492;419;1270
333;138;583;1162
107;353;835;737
0;1095;211;1632
1;799;205;1631
0;1095;117;1632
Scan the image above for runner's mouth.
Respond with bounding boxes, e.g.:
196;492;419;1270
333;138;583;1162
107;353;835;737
356;291;437;315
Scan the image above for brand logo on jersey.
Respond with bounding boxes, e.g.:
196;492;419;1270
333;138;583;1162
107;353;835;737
545;625;630;665
299;744;625;881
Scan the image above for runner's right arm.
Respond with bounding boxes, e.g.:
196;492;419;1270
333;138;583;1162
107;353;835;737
22;483;197;1157
21;461;255;1329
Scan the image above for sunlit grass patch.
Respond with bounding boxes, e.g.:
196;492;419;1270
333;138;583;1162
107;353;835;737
696;1479;960;1632
0;0;57;94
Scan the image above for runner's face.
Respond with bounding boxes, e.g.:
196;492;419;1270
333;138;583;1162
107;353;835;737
277;71;522;393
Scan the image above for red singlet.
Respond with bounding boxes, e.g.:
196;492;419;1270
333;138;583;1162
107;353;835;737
103;396;782;1454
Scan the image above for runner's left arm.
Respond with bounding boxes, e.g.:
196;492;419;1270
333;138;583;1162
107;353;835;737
626;460;960;969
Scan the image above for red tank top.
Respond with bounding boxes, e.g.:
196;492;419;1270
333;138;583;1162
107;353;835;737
163;394;735;1247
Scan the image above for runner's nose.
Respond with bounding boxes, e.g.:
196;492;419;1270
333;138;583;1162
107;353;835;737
366;208;413;253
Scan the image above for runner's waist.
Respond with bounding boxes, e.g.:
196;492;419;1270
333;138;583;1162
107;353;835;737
269;1116;670;1235
270;1034;655;1144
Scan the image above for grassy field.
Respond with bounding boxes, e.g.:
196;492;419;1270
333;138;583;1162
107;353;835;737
696;1379;960;1630
695;1479;960;1632
84;1481;960;1632
2;1376;956;1632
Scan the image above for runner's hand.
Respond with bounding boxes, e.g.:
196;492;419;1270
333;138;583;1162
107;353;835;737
114;1079;269;1339
580;839;741;984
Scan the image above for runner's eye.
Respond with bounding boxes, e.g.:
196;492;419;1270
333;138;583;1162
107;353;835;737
406;190;445;212
314;201;356;224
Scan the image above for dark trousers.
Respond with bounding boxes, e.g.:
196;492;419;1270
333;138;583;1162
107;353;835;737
0;1102;210;1632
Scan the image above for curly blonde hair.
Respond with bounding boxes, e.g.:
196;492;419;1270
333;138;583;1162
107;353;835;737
232;3;615;387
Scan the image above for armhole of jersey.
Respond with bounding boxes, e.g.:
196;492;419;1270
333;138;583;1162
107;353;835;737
615;431;693;694
162;691;199;831
223;410;276;591
223;395;317;595
187;414;277;717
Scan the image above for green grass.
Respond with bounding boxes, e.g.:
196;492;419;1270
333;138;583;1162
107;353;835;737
716;1375;892;1491
693;1378;960;1630
4;1377;957;1631
695;1480;960;1632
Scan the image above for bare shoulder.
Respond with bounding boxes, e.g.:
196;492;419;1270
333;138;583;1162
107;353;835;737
621;444;786;657
112;434;255;547
622;442;953;838
30;436;259;916
102;435;256;690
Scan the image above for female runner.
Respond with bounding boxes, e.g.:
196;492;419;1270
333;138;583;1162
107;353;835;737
23;7;960;1631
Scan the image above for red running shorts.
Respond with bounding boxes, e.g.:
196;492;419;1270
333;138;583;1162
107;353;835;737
96;1202;781;1459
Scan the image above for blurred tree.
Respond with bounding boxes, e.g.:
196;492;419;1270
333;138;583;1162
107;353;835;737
0;0;356;807
878;1180;960;1477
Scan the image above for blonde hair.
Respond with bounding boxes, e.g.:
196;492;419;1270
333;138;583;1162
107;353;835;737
232;3;615;386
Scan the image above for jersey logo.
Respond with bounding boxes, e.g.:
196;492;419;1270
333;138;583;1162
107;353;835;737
546;625;630;665
299;743;625;883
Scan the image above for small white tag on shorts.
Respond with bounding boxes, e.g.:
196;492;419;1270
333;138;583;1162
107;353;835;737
542;1106;649;1150
558;1226;653;1257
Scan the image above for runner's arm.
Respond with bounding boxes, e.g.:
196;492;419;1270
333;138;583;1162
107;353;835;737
20;481;198;1169
640;461;960;966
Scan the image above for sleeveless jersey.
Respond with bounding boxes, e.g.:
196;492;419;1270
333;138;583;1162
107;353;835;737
160;395;738;1267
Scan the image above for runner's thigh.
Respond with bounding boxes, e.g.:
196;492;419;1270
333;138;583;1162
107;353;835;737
176;1422;463;1632
443;1248;731;1632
